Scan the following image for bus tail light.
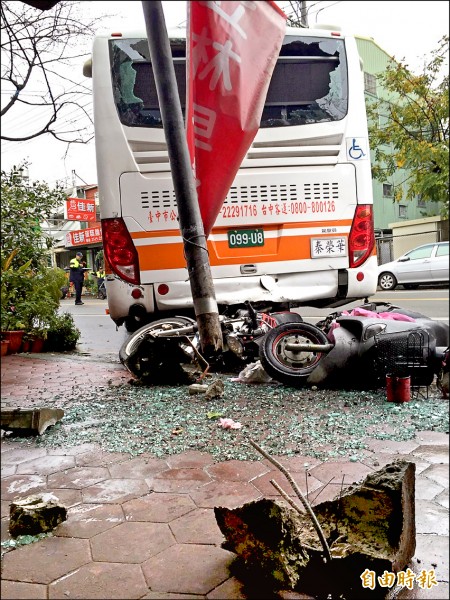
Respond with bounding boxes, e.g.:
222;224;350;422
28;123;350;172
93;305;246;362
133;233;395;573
101;218;140;285
348;205;375;269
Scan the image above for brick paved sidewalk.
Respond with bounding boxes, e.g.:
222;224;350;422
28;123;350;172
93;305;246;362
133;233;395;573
1;354;449;599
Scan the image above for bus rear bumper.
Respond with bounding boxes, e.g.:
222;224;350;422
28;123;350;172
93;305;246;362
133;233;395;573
105;257;378;326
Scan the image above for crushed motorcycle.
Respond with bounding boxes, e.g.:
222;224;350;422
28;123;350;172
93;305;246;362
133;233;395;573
119;301;449;389
119;302;302;384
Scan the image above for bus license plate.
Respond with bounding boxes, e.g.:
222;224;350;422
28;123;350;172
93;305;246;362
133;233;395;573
228;229;264;248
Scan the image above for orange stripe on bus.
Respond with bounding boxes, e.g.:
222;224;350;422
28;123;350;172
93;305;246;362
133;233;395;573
135;233;349;271
130;219;354;241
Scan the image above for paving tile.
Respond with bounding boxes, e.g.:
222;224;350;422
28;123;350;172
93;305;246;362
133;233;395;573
250;469;322;498
206;576;247;599
1;465;16;478
141;544;234;595
206;460;269;482
302;460;373;486
415;500;449;535
421;463;449;488
397;581;449;599
169;508;224;544
415;476;445;501
75;449;133;467
1;499;10;519
362;439;420;454
16;454;75;475
90;521;174;563
151;468;211;493
0;442;16;454
142;593;205;599
166;451;215;469
360;453;430;474
47;442;99;456
1;516;12;544
413;533;450;582
190;480;262;509
412;445;449;464
1;536;91;584
108;456;169;478
0;447;48;466
55;503;124;538
44;488;83;508
122;492;196;522
82;478;149;503
271;455;323;471
47;466;109;489
0;581;47;599
414;431;450;446
1;474;47;501
435;490;449;510
48;562;148;599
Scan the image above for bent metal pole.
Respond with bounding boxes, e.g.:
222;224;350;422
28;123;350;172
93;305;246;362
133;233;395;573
141;0;223;355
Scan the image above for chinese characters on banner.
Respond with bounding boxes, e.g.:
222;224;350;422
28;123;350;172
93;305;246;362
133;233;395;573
65;223;102;247
186;0;287;237
65;197;96;221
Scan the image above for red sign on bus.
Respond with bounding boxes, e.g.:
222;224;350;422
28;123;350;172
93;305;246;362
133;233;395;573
186;0;286;237
66;197;96;221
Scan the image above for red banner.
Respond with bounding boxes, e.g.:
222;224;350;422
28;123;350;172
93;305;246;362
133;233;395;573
66;197;96;221
186;0;286;237
65;223;102;247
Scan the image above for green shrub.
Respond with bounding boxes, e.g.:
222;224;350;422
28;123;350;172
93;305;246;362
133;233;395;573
45;312;81;352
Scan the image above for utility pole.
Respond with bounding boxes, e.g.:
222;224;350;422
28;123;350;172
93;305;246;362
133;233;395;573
300;1;308;27
141;1;223;356
71;169;77;197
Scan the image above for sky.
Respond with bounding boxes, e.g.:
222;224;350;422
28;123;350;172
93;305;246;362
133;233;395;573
1;0;448;189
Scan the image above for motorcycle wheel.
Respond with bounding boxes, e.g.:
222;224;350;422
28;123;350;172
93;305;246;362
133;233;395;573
119;316;198;380
259;322;329;386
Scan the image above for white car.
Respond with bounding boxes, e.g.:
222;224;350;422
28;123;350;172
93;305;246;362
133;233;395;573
377;241;449;290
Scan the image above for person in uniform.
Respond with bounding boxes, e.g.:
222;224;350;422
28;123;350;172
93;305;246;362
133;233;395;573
69;251;86;305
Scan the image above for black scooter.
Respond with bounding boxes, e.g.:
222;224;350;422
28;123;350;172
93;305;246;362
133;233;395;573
259;302;449;389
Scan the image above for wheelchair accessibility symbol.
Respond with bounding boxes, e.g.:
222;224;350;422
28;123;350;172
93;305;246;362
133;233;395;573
347;137;367;160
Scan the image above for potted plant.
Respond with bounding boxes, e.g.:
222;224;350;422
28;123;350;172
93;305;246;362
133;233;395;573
0;304;28;353
19;266;67;352
1;251;32;352
1;333;10;356
45;312;81;352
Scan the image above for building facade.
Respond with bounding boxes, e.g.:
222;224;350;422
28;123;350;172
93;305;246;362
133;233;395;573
355;35;447;260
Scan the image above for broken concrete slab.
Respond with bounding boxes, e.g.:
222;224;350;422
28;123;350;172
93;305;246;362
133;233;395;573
1;407;64;435
205;379;225;400
9;493;67;537
215;460;415;598
188;383;209;395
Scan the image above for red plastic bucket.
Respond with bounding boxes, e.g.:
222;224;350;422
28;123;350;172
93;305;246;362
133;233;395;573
386;375;411;403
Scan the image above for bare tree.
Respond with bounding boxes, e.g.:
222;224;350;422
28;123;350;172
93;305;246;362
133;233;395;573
1;0;102;143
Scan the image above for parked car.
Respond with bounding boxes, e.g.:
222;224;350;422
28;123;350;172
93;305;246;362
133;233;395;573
377;241;449;290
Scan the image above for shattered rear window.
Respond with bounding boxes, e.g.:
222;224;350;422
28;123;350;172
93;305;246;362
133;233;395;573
109;35;348;128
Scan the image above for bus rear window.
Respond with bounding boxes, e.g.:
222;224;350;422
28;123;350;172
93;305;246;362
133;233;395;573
109;35;348;128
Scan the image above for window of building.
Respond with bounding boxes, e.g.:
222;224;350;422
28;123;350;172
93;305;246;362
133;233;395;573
399;204;407;218
364;72;377;95
383;183;393;197
417;197;426;207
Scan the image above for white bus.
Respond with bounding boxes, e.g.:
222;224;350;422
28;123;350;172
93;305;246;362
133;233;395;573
84;24;377;331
